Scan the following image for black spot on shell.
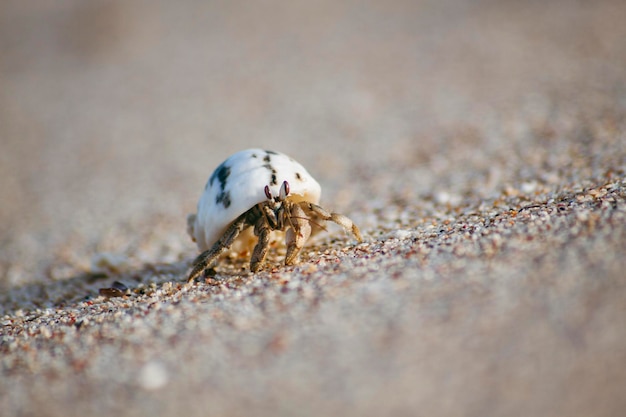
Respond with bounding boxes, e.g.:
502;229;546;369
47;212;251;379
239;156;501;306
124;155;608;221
271;172;278;185
263;154;271;163
265;150;279;155
209;162;231;191
216;190;231;208
251;153;258;158
295;172;302;181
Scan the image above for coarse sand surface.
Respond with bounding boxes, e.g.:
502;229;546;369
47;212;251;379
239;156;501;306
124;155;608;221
1;1;626;416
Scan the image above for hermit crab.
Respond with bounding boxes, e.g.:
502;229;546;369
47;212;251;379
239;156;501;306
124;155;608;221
186;149;362;281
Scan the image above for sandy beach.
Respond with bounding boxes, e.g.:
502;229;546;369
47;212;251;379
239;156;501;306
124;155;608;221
1;1;625;416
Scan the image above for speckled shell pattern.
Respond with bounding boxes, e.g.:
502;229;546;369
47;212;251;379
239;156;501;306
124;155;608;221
190;149;322;252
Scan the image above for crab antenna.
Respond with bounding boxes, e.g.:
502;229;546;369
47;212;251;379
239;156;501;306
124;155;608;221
264;185;272;200
280;181;290;200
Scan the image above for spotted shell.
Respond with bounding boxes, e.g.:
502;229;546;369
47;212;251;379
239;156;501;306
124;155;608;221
188;149;322;253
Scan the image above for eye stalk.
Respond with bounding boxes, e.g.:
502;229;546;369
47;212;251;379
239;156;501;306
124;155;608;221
280;181;290;200
264;181;290;202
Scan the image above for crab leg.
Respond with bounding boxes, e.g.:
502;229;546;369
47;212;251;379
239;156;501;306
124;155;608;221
250;216;272;272
306;203;363;242
285;203;312;265
187;213;249;282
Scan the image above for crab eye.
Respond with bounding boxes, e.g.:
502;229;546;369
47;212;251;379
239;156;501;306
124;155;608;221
264;185;272;200
280;181;290;200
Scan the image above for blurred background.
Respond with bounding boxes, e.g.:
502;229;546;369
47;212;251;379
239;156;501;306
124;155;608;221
1;0;625;286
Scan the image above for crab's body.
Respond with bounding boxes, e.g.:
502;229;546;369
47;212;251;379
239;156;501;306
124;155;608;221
187;149;361;281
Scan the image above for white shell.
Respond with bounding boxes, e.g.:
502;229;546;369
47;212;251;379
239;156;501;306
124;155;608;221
188;149;322;253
